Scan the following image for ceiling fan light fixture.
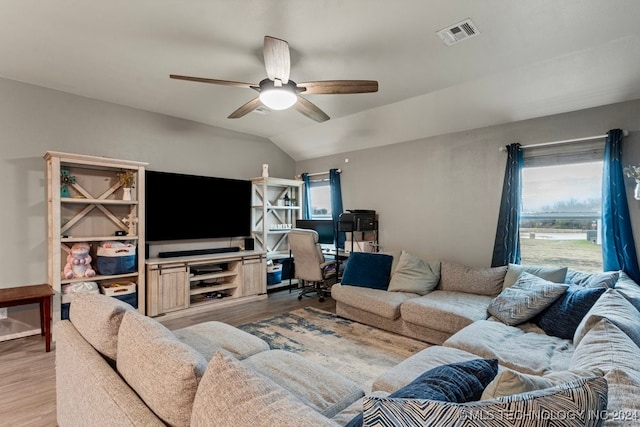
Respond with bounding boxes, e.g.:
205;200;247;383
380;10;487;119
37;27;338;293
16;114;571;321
259;87;297;110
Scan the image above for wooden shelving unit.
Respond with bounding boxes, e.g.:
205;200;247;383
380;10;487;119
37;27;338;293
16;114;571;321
45;151;148;325
251;177;303;259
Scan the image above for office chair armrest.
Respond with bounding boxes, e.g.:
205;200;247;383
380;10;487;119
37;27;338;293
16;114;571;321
320;260;338;269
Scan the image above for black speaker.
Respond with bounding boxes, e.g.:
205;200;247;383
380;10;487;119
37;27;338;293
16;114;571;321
244;237;255;250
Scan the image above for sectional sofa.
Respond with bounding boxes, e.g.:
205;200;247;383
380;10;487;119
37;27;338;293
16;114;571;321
55;251;640;426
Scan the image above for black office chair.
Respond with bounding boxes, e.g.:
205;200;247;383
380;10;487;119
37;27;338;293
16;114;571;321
288;228;338;302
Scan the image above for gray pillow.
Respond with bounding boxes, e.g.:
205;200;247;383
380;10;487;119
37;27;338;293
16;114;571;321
488;272;569;326
573;289;640;348
439;261;507;296
503;263;568;289
387;251;440;295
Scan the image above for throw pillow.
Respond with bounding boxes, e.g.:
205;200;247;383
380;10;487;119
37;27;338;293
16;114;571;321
69;293;134;362
487;272;569;326
346;359;498;427
439;261;507;296
502;263;568;289
534;284;607;339
614;271;640;311
572;288;640;348
341;252;394;290
363;376;608;427
565;270;619;288
191;352;339;427
387;251;440;295
117;311;207;427
481;367;602;400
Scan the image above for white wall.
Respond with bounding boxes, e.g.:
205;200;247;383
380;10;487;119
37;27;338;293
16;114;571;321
296;99;640;267
0;77;295;338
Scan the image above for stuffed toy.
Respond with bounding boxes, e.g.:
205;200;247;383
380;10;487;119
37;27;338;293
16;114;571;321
64;242;96;279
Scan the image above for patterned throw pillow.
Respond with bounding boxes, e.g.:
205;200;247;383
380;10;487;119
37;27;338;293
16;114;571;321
487;272;569;326
363;376;608;427
565;270;619;288
534;284;607;339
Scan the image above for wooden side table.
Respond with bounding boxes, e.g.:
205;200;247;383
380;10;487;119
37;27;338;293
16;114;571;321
0;284;55;352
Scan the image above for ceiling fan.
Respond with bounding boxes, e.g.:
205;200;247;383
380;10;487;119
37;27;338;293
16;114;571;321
170;36;378;122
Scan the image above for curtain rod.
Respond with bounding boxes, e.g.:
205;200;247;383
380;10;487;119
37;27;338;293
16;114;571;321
295;169;341;179
499;130;629;152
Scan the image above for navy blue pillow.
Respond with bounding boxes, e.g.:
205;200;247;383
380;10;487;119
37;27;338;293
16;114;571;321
345;358;499;427
535;284;606;339
341;252;394;290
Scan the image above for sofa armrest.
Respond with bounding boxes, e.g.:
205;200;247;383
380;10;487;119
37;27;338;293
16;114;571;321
55;321;164;427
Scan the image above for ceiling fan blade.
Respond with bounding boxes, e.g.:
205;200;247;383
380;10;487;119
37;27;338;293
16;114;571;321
297;80;378;94
170;74;255;89
293;97;330;122
228;97;263;119
263;36;290;84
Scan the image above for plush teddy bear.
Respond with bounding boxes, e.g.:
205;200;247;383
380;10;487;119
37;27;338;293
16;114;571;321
64;242;96;279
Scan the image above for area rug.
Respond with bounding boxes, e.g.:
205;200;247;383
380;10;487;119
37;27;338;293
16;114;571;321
238;307;429;391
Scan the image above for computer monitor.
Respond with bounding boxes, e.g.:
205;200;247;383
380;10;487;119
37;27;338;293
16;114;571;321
295;219;335;245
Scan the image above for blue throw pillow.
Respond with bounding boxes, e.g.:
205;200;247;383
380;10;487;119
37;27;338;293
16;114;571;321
535;284;607;339
345;358;499;427
341;252;394;290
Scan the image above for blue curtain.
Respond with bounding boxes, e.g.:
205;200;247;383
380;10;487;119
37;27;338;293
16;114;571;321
601;129;640;281
301;173;312;219
491;143;523;267
329;169;345;249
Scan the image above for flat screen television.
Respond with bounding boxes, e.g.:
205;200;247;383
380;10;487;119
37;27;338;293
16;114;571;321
295;219;335;245
145;170;251;242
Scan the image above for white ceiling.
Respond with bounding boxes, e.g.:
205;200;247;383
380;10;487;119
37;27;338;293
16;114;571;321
2;1;640;160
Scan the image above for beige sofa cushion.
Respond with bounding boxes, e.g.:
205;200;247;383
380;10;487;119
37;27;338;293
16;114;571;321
573;288;640;348
439;261;507;296
191;352;340;427
173;321;270;360
400;290;492;334
117;311;207;427
331;283;418;320
69;293;133;361
444;320;574;375
613;271;640;311
242;349;363;418
572;318;640;426
372;345;482;393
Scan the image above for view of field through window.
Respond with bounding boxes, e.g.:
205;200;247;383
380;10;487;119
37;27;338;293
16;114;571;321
520;161;603;272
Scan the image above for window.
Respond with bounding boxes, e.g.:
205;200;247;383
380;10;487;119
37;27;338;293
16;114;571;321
520;150;603;272
308;179;332;219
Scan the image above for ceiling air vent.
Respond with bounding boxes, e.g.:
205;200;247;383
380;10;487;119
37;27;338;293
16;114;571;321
436;18;480;46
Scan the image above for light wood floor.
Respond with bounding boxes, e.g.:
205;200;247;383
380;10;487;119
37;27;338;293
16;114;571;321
0;290;336;427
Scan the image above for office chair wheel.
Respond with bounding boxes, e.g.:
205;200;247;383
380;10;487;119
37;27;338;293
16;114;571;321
319;296;325;302
298;295;303;300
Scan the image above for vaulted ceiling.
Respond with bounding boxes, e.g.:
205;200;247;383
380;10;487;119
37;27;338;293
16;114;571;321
2;1;639;160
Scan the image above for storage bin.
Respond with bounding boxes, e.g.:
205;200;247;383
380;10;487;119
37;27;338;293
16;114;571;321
99;281;136;296
267;263;283;285
96;242;136;275
61;281;100;304
113;292;138;309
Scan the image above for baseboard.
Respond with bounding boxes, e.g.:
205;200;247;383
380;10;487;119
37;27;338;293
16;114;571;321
0;328;40;342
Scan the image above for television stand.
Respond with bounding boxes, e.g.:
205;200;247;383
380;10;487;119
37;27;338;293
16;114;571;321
146;250;266;321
